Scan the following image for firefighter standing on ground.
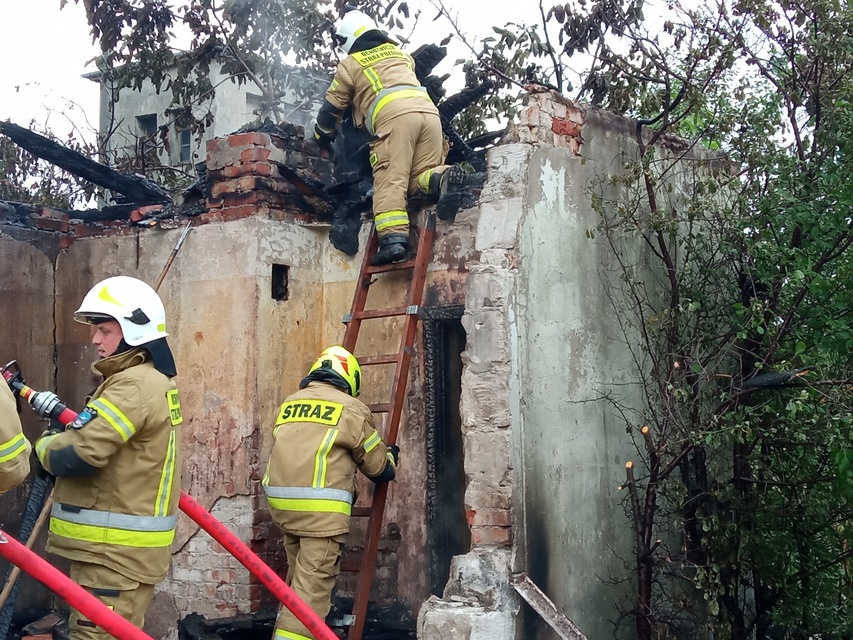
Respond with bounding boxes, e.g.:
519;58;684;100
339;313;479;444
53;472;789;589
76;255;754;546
313;9;470;266
0;382;31;493
35;276;182;639
264;346;399;640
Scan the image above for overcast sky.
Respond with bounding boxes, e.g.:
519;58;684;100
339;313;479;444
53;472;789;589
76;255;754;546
0;0;542;142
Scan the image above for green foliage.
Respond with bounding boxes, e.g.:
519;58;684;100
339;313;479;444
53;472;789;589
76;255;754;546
584;0;853;637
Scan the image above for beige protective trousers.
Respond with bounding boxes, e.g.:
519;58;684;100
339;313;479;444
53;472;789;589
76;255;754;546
274;533;348;639
68;561;155;640
371;111;449;239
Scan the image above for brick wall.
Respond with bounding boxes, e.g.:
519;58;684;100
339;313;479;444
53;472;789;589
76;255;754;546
204;125;334;223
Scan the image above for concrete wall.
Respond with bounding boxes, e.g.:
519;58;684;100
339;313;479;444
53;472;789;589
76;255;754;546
513;118;642;639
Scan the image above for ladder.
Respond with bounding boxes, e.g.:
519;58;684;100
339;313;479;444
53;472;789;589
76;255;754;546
341;212;436;640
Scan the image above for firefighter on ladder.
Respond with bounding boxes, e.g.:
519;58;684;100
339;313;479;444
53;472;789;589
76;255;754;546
0;381;31;493
264;346;399;640
34;276;182;639
313;9;472;266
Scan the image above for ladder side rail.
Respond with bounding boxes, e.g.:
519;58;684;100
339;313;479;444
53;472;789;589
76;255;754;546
343;228;380;351
386;215;434;444
347;214;435;640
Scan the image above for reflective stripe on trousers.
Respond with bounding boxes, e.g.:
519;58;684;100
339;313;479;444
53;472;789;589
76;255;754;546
374;210;409;234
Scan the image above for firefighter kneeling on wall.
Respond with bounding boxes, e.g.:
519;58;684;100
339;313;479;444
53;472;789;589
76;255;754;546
264;346;399;640
313;9;474;266
35;276;182;639
0;379;31;493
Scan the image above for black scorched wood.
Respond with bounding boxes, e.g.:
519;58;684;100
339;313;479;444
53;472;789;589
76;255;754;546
0;121;171;205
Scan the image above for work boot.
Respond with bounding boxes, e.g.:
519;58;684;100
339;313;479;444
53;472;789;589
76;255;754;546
371;234;409;266
436;165;470;221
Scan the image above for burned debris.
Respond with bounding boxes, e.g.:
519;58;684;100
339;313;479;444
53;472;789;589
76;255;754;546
1;41;494;252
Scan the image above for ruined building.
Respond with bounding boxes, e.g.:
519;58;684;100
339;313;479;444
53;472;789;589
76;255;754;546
0;90;708;640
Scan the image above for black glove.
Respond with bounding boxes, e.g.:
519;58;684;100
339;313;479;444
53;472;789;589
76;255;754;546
387;444;400;466
38;418;65;439
313;123;336;153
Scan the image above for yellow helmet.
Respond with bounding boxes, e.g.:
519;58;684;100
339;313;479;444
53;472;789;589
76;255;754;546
308;346;362;397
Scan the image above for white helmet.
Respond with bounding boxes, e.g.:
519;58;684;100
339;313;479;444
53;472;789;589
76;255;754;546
74;276;168;346
334;10;378;54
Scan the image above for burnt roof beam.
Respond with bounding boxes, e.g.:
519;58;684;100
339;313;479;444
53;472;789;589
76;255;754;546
0;121;172;206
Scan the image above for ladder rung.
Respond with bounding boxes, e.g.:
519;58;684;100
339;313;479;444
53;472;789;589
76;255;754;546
352;507;372;517
344;306;422;323
365;260;416;274
367;403;390;413
358;354;399;366
351;306;408;321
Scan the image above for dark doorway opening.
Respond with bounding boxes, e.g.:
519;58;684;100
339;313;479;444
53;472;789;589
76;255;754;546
423;306;470;597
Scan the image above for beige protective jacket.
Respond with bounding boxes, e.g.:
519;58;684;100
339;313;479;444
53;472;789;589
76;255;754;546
35;348;182;584
0;383;31;494
263;381;394;537
325;42;439;135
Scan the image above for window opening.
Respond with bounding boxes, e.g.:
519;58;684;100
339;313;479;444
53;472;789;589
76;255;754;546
272;264;290;301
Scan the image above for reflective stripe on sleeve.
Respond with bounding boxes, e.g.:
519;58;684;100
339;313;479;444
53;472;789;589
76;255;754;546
0;433;28;463
90;398;136;441
35;432;61;465
363;431;381;453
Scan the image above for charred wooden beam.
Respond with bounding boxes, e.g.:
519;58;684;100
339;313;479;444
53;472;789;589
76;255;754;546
0;121;171;205
70;204;140;222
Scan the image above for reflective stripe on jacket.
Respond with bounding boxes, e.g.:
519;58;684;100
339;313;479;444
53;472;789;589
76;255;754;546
325;42;438;135
0;383;30;494
37;348;182;584
50;503;177;548
263;382;392;537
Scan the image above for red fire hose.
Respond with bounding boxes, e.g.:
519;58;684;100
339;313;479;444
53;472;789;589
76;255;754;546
2;376;339;640
0;529;154;639
178;491;339;640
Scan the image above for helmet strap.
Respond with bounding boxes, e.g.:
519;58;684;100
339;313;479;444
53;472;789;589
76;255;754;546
110;339;133;357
